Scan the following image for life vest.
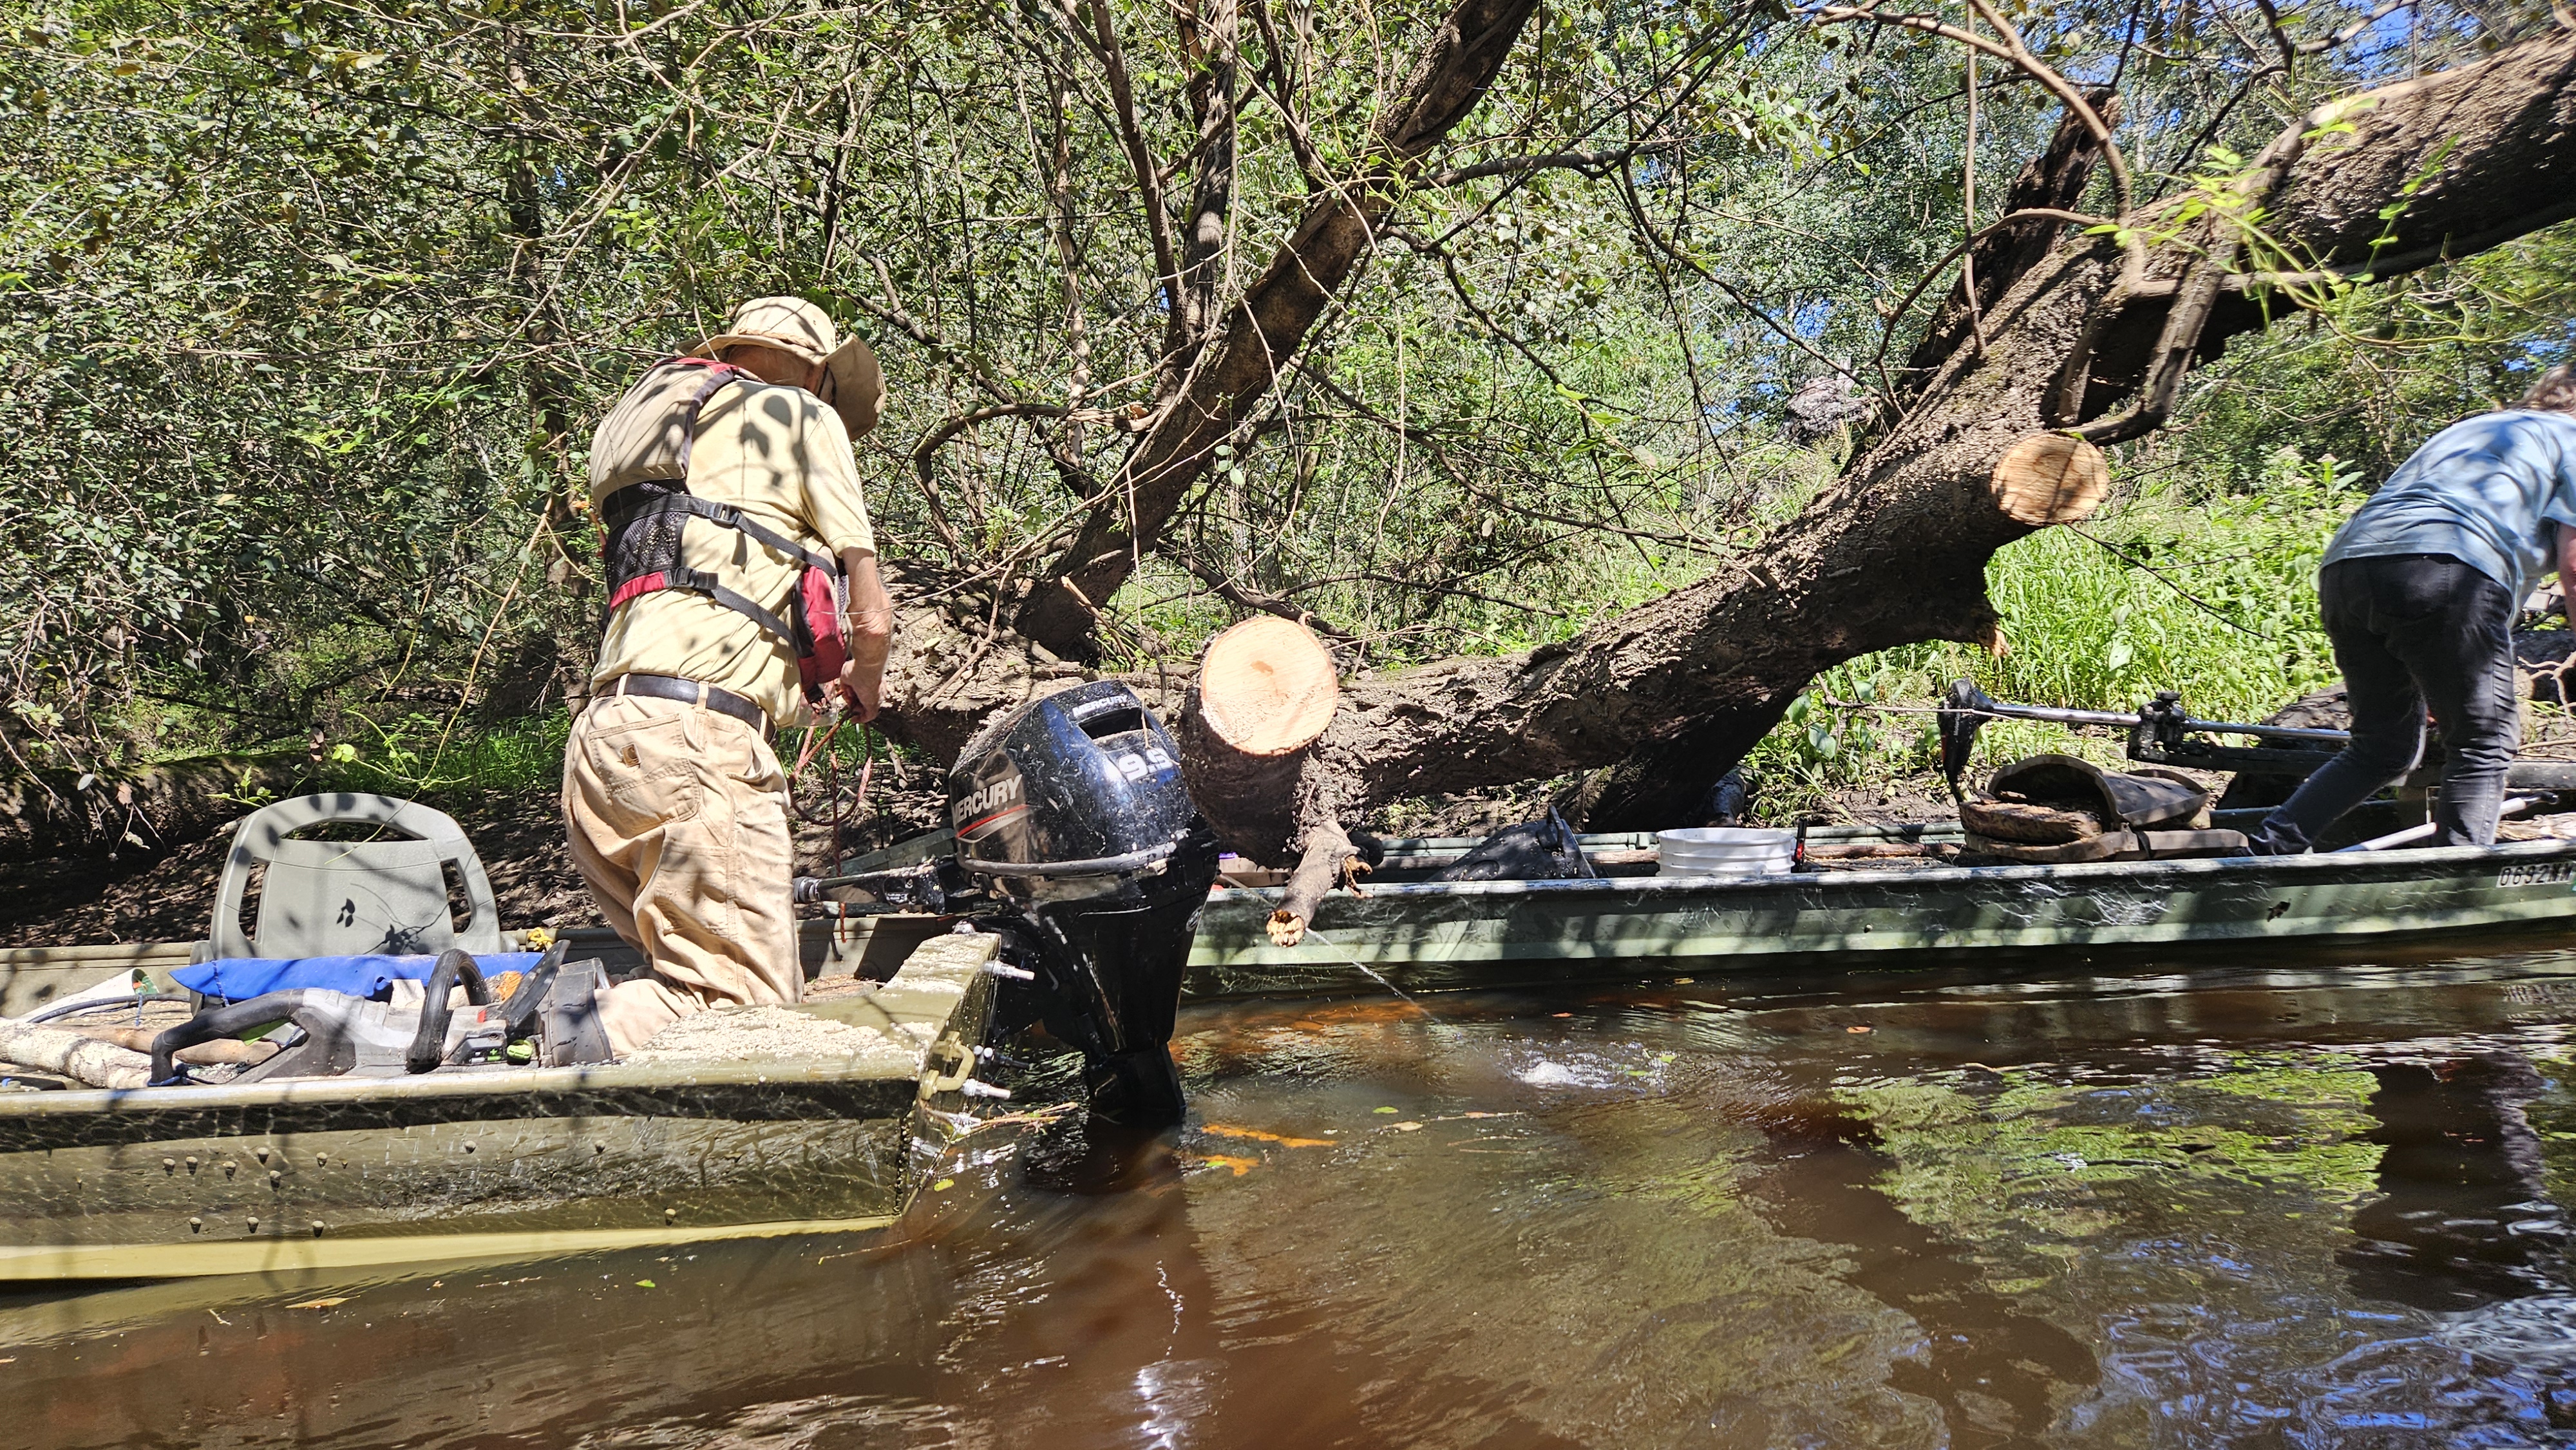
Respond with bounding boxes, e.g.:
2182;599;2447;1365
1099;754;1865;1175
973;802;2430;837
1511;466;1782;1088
594;359;849;708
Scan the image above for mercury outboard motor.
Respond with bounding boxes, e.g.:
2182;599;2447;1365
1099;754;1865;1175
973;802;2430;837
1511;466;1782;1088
947;681;1220;1129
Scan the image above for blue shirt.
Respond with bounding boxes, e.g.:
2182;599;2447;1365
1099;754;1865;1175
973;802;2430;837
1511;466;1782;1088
2325;409;2576;601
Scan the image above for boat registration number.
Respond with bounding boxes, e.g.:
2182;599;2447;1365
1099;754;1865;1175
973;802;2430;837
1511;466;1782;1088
2496;862;2576;888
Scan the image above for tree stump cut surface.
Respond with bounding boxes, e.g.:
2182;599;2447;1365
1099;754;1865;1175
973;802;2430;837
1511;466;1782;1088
1195;616;1340;757
1991;433;2110;527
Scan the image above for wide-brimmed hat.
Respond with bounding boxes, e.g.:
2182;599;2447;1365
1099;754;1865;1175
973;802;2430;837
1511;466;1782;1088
693;296;885;437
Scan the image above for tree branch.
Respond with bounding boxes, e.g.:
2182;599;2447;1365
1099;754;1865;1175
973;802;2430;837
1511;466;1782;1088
1074;0;1189;365
1017;0;1546;655
1428;140;1680;187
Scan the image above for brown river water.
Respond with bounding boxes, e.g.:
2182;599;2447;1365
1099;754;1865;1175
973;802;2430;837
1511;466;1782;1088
6;951;2576;1447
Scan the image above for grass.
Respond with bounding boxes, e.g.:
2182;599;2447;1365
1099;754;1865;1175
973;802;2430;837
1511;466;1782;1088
1742;450;2356;819
301;710;574;800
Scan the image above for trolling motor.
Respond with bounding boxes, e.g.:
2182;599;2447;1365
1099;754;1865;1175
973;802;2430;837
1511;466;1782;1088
802;681;1220;1129
1935;679;2349;800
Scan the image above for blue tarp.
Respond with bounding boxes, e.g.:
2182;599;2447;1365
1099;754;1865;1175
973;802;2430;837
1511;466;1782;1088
174;953;544;1003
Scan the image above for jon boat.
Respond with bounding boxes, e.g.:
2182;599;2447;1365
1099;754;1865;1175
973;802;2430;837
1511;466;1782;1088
824;810;2576;1002
0;681;1219;1286
1185;822;2576;995
1168;681;2576;996
0;923;999;1285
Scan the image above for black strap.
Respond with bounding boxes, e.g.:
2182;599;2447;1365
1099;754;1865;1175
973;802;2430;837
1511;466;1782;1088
603;490;838;576
673;569;796;642
594;358;842;650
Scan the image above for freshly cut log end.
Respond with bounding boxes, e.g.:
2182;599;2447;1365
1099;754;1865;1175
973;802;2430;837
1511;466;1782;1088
1266;909;1307;948
1991;433;2110;527
1195;616;1340;757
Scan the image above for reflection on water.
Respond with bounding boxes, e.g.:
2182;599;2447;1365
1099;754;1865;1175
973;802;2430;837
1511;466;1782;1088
9;953;2576;1447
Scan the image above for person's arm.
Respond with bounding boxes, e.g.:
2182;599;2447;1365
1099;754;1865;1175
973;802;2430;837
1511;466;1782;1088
838;549;894;722
2557;518;2576;586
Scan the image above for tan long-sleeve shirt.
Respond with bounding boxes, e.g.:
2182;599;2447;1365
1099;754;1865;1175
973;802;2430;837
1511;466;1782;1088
588;366;876;727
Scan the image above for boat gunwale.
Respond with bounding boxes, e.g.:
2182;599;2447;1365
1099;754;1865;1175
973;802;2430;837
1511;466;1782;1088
0;1053;933;1124
1213;834;2576;905
0;936;1006;1124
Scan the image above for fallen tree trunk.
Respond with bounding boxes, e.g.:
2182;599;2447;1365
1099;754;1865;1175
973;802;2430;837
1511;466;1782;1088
873;32;2576;887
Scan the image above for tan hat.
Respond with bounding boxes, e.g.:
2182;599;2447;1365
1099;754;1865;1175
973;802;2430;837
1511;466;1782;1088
693;296;886;437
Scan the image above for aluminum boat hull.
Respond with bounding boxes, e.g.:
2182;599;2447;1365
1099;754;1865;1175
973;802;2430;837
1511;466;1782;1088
0;936;998;1282
1184;833;2576;997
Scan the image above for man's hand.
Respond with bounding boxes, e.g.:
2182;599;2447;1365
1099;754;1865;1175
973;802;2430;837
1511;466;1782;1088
837;549;894;723
837;655;883;722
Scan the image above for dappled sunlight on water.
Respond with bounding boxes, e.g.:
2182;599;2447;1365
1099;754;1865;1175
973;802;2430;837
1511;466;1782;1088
8;952;2576;1446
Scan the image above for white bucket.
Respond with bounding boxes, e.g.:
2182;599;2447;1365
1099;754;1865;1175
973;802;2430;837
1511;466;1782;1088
1656;827;1798;877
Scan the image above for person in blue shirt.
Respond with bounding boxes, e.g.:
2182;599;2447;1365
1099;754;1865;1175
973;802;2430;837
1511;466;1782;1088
2253;366;2576;853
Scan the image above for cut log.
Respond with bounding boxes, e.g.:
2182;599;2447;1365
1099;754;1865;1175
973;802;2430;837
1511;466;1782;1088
64;1024;278;1066
0;1019;151;1089
1177;616;1340;865
1172;617;1359;945
1195;616;1340;755
1990;433;2110;527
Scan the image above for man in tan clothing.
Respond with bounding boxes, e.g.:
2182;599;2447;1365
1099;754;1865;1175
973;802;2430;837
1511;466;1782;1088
565;297;895;1053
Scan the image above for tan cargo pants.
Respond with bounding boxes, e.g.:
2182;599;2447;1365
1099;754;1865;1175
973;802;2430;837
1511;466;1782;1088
562;693;799;1054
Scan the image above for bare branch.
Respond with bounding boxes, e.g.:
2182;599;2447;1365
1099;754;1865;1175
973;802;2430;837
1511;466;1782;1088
1428;140;1680;187
1071;0;1189;364
1812;2;2132;220
1158;547;1360;643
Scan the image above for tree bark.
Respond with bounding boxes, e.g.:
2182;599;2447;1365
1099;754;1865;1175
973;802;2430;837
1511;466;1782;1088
878;32;2576;867
1897;92;2122;401
1016;0;1544;654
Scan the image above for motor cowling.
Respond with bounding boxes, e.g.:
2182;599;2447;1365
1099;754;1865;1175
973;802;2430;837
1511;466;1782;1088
947;681;1219;1128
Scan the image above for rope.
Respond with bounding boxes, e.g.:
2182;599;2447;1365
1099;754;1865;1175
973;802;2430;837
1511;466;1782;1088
789;715;882;868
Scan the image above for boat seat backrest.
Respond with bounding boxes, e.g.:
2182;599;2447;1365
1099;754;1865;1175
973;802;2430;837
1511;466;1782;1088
210;794;502;960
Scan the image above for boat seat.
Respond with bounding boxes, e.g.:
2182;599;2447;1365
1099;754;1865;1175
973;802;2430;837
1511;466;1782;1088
209;794;502;961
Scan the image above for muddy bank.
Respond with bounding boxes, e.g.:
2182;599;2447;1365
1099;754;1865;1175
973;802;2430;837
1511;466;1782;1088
0;778;951;950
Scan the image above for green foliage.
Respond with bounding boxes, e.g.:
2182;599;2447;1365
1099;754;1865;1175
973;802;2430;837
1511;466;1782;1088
1;0;2568;814
1975;453;2351;722
313;710;571;799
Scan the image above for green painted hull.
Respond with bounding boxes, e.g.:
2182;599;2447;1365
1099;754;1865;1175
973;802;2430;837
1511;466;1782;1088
1184;835;2576;997
0;936;999;1282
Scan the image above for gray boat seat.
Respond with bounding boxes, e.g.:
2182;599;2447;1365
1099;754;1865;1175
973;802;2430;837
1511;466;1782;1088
209;794;503;959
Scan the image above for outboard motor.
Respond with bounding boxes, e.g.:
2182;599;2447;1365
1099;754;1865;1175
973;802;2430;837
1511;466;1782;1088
947;681;1220;1129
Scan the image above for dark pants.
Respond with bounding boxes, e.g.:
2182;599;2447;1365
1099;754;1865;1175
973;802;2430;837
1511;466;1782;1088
2252;554;2520;853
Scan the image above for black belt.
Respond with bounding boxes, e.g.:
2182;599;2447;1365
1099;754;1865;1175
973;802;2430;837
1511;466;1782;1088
599;673;769;735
